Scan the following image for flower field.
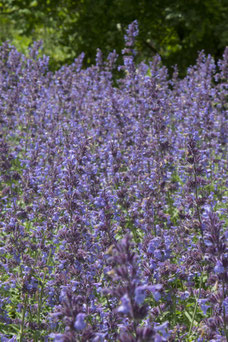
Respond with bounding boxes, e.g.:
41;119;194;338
0;22;227;341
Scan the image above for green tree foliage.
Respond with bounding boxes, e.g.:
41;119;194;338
0;0;228;73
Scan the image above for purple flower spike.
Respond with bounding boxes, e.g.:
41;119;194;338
124;20;139;47
49;333;65;342
223;297;228;314
117;294;131;314
154;321;170;339
214;260;225;274
135;287;147;305
198;299;211;315
74;313;86;330
135;284;162;304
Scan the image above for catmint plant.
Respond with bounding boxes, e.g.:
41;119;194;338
0;21;227;342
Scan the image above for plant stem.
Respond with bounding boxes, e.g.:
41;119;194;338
222;282;228;341
35;248;52;341
188;271;203;337
19;294;28;342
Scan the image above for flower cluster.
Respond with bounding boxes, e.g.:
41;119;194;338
0;21;227;341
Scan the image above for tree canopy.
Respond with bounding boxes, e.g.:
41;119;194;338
0;0;228;73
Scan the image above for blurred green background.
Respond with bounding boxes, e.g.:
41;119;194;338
0;0;228;74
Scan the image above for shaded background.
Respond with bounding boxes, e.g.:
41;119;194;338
0;0;228;74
